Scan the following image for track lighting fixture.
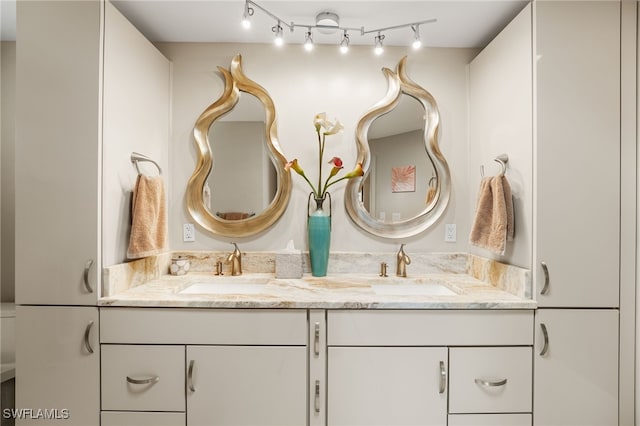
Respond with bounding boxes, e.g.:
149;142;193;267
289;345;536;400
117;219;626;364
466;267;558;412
241;1;253;29
374;33;385;55
240;0;436;54
411;25;422;49
273;21;284;46
304;29;314;51
339;30;350;54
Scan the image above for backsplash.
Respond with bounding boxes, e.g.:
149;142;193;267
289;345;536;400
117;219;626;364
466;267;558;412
103;251;530;299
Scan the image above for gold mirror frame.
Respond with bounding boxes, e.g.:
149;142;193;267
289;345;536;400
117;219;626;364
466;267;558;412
345;56;451;238
186;55;291;237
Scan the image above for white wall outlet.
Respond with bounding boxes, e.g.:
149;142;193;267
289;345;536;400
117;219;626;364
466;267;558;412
183;223;195;242
445;224;457;242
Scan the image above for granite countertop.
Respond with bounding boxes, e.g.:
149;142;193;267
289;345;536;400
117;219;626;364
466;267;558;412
98;271;536;309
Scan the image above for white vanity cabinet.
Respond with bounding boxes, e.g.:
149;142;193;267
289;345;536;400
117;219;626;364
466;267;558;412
328;346;448;425
100;308;308;426
186;345;306;426
326;310;534;426
15;306;100;426
534;309;619;426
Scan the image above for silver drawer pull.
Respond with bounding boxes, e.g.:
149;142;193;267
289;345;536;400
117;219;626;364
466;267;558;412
314;322;320;356
540;261;549;295
314;380;321;413
439;361;446;394
540;323;549;356
83;321;94;354
475;378;508;387
188;360;196;393
126;376;160;385
83;260;94;293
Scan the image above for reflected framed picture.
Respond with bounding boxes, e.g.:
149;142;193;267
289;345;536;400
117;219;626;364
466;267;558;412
391;165;416;192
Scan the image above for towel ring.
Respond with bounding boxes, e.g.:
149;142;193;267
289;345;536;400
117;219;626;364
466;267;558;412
131;152;162;175
480;154;509;177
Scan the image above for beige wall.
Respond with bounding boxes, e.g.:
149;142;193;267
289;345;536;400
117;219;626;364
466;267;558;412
102;2;171;266
468;5;533;268
368;130;432;221
1;41;15;302
158;42;476;253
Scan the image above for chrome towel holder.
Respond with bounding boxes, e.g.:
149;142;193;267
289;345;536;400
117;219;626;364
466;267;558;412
480;153;508;177
131;152;162;175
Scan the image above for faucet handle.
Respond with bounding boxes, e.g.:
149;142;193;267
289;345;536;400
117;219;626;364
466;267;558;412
379;262;388;277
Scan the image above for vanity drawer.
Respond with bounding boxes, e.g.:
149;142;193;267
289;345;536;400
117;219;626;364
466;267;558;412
101;344;185;412
448;413;531;426
101;411;185;426
449;347;532;414
327;310;533;346
100;308;307;345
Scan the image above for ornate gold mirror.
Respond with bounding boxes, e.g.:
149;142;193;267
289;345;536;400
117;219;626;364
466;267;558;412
186;55;291;237
345;56;450;238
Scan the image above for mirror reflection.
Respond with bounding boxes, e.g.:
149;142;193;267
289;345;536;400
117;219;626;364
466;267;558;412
206;92;277;220
362;94;436;222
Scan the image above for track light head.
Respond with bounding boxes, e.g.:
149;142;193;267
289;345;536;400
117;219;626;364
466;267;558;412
242;1;253;29
273;22;284;46
374;33;385;55
411;25;422;49
339;31;350;54
304;30;314;51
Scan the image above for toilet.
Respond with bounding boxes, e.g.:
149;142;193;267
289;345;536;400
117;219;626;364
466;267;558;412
1;303;15;383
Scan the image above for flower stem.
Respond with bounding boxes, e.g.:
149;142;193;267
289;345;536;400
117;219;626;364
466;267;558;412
317;131;324;198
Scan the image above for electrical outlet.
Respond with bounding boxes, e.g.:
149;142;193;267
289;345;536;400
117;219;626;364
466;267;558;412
445;224;457;242
183;223;195;242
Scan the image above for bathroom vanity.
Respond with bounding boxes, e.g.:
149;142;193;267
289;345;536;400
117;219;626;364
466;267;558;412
98;308;533;426
97;255;535;426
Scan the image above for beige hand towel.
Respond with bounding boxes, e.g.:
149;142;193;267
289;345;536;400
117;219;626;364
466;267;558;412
127;175;168;259
469;175;514;254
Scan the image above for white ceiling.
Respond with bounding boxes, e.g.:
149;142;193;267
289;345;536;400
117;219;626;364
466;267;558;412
2;1;531;48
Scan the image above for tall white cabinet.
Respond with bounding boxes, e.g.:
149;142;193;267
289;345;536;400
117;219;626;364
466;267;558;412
470;1;627;424
15;0;102;307
533;1;621;425
15;1;170;425
534;0;620;309
15;2;104;424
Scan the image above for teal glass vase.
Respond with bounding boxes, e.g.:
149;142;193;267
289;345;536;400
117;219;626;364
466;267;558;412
307;193;331;277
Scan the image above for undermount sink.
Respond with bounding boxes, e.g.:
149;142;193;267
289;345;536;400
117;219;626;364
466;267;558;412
371;283;457;296
179;276;271;295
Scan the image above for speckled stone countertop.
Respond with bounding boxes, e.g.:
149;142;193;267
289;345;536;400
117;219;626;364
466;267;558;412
100;252;535;310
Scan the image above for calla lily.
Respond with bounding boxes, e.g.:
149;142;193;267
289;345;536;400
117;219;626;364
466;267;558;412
328;157;343;168
285;159;305;176
343;162;365;179
314;112;343;136
327;157;344;179
290;114;362;200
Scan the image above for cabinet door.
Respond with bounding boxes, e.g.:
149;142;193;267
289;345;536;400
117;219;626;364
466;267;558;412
186;346;306;426
16;306;99;426
328;347;447;426
534;0;620;307
15;0;101;305
534;309;618;426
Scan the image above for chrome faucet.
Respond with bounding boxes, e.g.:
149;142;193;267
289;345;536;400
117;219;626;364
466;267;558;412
396;244;411;277
227;242;242;276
